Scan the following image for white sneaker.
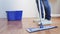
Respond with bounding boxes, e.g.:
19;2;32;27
38;19;52;25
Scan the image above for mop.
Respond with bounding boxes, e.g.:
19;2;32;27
26;0;57;33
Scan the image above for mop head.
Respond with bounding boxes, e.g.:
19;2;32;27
26;26;57;33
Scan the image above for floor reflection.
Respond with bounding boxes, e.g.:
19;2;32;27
7;21;22;30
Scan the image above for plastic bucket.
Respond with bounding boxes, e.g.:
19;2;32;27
6;10;23;21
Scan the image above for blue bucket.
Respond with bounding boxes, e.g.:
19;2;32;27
6;10;23;21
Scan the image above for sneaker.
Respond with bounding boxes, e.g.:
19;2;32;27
38;19;52;25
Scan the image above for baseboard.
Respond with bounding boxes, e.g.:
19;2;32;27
0;14;60;18
51;14;60;17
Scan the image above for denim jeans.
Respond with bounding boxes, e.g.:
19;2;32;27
36;0;51;20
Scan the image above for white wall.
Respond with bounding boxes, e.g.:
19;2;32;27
21;0;38;18
0;0;38;18
0;0;6;18
0;0;60;18
49;0;60;17
0;0;23;18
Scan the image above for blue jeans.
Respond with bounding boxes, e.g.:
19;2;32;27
36;0;51;20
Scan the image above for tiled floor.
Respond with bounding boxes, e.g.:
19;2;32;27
0;18;60;34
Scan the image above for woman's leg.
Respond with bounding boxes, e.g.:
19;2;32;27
36;0;39;12
42;0;51;20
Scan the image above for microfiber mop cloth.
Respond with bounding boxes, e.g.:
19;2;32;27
26;26;57;33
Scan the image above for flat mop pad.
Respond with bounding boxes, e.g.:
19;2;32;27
26;26;57;33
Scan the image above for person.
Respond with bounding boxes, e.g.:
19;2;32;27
36;0;52;25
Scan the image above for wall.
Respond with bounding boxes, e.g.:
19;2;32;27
0;0;22;18
49;0;60;17
0;0;38;18
0;0;60;18
49;0;60;14
21;0;38;18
